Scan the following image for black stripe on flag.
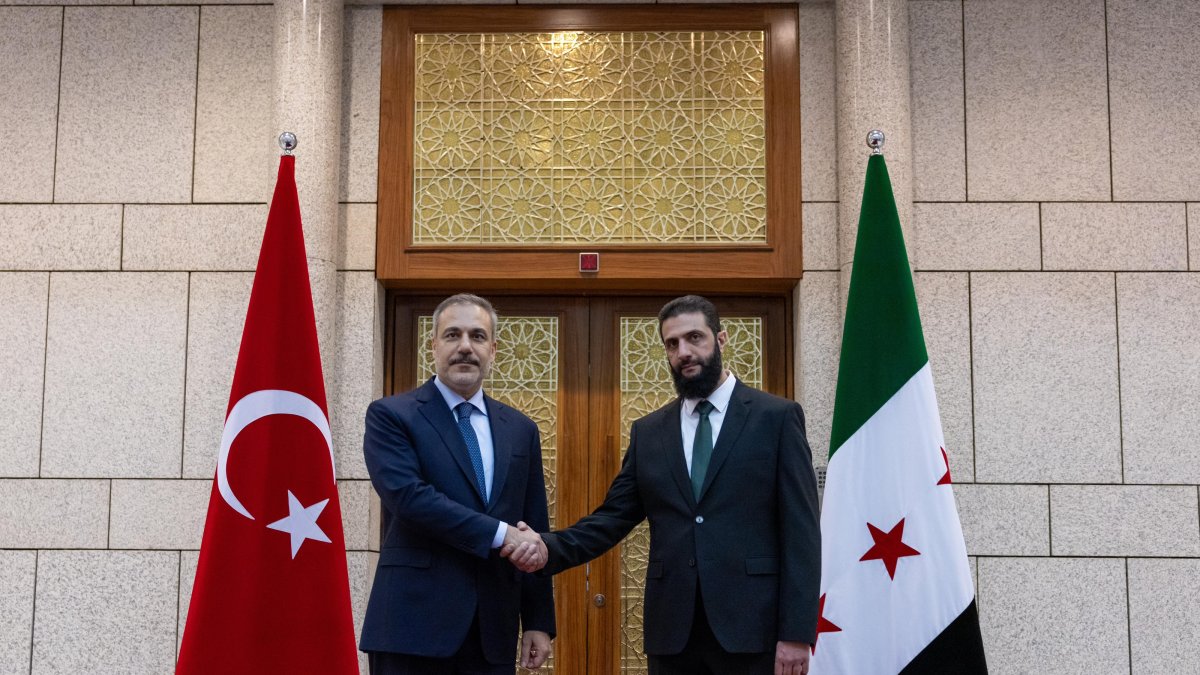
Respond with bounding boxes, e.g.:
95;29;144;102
900;600;988;674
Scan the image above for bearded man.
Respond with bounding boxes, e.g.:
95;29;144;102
506;295;821;675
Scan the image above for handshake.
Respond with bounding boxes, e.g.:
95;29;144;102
500;521;548;573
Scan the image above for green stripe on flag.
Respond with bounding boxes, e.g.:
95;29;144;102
829;154;928;457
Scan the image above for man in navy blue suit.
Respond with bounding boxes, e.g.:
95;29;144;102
360;293;555;674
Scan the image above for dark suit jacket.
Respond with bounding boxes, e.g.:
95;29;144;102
359;378;555;663
542;381;819;655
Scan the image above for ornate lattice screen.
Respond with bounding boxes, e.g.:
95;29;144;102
412;31;767;245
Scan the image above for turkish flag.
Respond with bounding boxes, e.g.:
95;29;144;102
177;155;359;674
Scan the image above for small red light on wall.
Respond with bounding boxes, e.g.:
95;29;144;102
579;252;599;273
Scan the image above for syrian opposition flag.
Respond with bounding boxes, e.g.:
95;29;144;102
810;152;987;674
177;152;359;674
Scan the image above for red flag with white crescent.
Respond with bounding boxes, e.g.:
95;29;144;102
177;154;359;674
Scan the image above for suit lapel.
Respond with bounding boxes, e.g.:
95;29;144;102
484;395;511;512
698;381;751;501
657;400;696;508
416;380;486;506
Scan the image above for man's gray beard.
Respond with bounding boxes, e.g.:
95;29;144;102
670;349;723;400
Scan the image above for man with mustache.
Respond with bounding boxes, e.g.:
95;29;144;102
508;295;820;675
360;293;555;673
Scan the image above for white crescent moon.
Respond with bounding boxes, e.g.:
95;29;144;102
217;389;335;520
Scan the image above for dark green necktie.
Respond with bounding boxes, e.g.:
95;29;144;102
691;400;715;500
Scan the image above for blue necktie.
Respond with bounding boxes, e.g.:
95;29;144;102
455;402;488;501
691;400;715;500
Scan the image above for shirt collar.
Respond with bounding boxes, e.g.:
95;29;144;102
682;372;737;416
433;376;488;417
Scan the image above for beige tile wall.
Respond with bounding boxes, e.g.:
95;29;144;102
978;557;1128;672
963;0;1111;201
1108;0;1200;201
0;2;1197;673
904;1;1200;671
1116;273;1200;483
194;6;275;203
33;551;180;673
56;8;200;203
972;272;1121;483
0;551;36;674
42;272;190;478
909;0;964;202
913;272;973;479
0;8;61;203
0;4;383;672
0;274;50;477
1128;559;1200;674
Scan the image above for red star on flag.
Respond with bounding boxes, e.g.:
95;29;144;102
860;518;921;579
937;446;952;485
812;593;842;654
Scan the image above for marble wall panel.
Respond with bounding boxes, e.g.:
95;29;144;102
0;273;49;477
55;7;198;203
972;273;1120;483
0;8;61;202
33;551;179;674
41;273;188;478
964;0;1110;201
1118;273;1200;483
1108;0;1200;201
194;5;274;203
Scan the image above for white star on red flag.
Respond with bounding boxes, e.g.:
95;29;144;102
267;490;332;558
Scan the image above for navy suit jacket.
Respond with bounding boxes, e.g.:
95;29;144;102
359;378;555;662
541;381;820;655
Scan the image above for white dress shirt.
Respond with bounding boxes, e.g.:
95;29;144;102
433;377;507;548
679;372;737;476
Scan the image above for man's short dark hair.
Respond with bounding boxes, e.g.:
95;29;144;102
657;295;722;339
432;293;499;338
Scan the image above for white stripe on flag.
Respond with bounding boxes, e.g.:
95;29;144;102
813;364;974;674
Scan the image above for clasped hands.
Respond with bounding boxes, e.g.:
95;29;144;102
500;521;547;573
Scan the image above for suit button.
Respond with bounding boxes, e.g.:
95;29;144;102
695;516;704;524
688;558;696;567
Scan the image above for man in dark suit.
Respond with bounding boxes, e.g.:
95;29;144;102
360;293;555;674
508;295;820;675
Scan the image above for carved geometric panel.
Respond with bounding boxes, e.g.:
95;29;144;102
412;31;766;245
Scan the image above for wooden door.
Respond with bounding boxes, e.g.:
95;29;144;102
386;294;790;673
